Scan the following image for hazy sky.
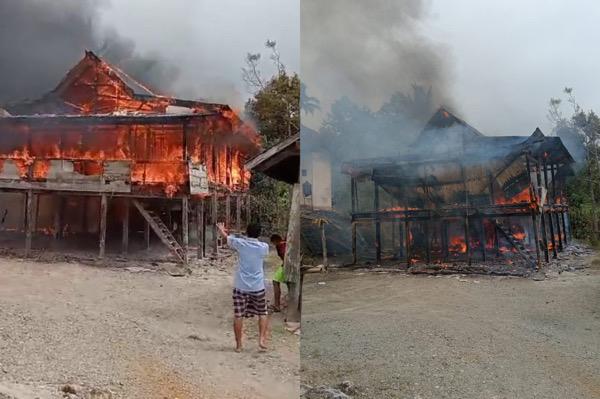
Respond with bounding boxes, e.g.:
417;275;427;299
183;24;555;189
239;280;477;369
427;0;600;136
100;0;299;108
302;0;600;136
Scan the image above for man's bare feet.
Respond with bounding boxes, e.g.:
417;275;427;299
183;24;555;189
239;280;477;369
235;346;243;353
258;344;268;352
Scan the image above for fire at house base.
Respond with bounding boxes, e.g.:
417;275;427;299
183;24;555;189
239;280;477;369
0;51;259;264
343;108;575;272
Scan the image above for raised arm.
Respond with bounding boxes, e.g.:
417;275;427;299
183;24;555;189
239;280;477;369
216;222;229;240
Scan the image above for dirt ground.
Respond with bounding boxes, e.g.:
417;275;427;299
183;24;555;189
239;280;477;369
301;248;600;399
0;251;299;399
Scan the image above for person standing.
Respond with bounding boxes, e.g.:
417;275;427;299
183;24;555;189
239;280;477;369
216;222;270;352
269;234;287;312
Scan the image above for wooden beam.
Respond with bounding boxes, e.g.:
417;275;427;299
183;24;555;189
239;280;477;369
551;164;563;251
53;195;63;241
405;219;411;267
99;193;107;259
122;198;129;256
425;213;431;264
479;217;487;262
461;163;471;266
25;190;33;256
182;196;189;265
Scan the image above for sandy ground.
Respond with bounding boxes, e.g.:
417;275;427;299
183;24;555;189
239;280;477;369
0;251;299;399
301;250;600;399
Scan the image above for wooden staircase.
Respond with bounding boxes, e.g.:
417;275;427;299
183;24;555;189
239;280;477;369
493;219;537;268
132;200;186;264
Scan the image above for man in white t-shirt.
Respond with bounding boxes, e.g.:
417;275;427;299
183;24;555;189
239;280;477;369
216;222;270;352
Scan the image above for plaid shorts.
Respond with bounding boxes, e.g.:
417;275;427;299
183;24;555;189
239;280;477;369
232;288;268;318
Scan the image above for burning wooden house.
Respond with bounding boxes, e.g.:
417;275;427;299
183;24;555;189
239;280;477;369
343;108;574;271
0;51;259;263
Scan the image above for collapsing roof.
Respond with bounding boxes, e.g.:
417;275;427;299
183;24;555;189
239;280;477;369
343;108;575;207
245;134;300;184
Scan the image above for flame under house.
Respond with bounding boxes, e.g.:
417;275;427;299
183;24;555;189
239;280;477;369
0;51;260;263
343;108;574;270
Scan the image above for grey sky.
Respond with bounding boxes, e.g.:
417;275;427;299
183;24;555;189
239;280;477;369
100;0;299;108
427;0;600;136
302;0;600;136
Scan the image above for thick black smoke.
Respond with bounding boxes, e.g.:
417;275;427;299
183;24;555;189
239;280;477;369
0;0;178;104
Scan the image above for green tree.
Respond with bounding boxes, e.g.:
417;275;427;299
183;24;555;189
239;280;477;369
548;88;600;243
242;41;299;233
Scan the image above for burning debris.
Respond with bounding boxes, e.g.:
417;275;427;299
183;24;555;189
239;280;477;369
343;108;574;272
0;51;259;263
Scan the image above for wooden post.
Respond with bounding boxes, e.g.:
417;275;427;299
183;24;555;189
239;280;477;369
320;220;328;268
405;219;411;267
25;190;33;256
536;157;549;263
53;195;63;241
351;222;357;264
235;195;242;232
245;195;251;225
351;177;357;264
284;183;301;324
461;163;471;266
551;164;563;251
225;194;231;228
144;221;151;251
122;198;129;256
441;219;449;260
182;195;189;265
398;219;404;258
374;182;381;264
526;155;542;269
479;217;487;262
212;191;218;256
197;200;205;259
425;213;431;264
543;159;557;259
99;194;107;259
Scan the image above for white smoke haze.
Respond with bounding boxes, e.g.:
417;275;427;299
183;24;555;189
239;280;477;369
301;0;454;129
0;0;299;109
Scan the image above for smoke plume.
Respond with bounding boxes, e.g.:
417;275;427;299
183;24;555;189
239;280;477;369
301;0;453;128
0;0;178;104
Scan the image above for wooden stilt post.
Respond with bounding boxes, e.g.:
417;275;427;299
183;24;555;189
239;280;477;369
144;221;151;251
25;190;33;257
53;195;62;241
245;195;251;225
374;182;381;264
212;192;218;256
351;177;357;264
236;195;242;232
122;198;129;256
398;219;404;258
182;195;189;265
320;220;328;268
461;163;471;266
425;212;431;264
551;164;563;251
351;222;357;264
543;159;557;259
405;219;411;267
479;217;487;262
225;194;231;229
197;200;205;259
99;194;107;259
526;155;542;269
442;219;449;260
536;157;549;263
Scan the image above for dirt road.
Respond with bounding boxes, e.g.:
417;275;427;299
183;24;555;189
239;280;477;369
301;255;600;399
0;254;298;399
